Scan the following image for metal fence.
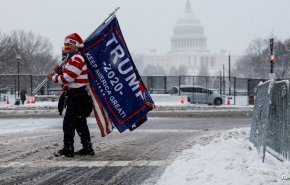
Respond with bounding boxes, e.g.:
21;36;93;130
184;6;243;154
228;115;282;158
250;80;290;162
0;74;61;98
0;74;266;100
141;75;265;97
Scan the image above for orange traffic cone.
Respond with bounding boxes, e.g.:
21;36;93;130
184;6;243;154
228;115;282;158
227;98;230;105
180;97;184;105
6;96;9;104
27;97;30;104
31;97;35;104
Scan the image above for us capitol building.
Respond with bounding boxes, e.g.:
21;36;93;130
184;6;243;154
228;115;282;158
134;0;238;76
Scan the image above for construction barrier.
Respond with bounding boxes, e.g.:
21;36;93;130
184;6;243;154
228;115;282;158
6;96;9;104
250;80;290;161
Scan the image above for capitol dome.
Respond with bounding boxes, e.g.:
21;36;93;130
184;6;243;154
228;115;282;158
170;0;207;52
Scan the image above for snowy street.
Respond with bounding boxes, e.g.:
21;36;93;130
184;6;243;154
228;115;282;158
0;104;289;185
0;115;254;185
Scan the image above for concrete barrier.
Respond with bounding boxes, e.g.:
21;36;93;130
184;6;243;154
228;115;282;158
151;94;189;106
35;95;58;102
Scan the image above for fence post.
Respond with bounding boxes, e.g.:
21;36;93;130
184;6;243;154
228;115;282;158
164;76;167;94
46;80;49;95
193;76;195;102
178;76;181;96
223;65;225;95
219;72;222;94
30;74;33;95
247;79;250;96
206;76;209;103
234;77;236;105
14;76;17;101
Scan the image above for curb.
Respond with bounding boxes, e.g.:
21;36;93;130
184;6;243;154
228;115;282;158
0;108;253;118
149;110;253;118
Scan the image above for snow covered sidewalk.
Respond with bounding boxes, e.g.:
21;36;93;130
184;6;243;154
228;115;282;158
157;128;290;185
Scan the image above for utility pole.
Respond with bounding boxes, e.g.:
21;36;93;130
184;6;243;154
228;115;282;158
228;54;231;95
223;64;225;94
219;70;222;94
14;55;21;105
16;55;21;98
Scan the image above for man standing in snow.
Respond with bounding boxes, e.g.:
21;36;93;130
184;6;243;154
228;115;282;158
20;89;26;105
48;33;94;157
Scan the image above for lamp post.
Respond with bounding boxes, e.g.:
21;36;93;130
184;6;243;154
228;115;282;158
228;54;231;95
223;64;225;95
16;55;21;98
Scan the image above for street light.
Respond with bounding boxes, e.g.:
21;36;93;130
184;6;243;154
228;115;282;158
223;64;225;94
16;55;21;98
229;54;231;95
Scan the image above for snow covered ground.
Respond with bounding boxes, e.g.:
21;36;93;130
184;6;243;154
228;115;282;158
0;99;253;111
0;118;62;134
152;94;250;106
1;94;287;185
0;118;287;184
0;97;57;109
0;93;251;108
157;128;290;185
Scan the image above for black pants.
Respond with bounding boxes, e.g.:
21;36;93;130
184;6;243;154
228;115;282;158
63;87;91;146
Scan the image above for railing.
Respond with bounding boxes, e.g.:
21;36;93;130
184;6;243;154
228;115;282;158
250;80;290;162
0;74;267;104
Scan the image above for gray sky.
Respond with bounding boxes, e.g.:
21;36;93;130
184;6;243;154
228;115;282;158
1;0;290;56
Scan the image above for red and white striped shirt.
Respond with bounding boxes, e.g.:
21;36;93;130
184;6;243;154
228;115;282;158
52;52;88;89
53;52;114;137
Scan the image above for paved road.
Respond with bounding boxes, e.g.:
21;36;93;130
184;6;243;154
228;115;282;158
0;117;251;185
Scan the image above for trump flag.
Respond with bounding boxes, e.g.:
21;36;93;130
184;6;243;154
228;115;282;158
80;16;155;134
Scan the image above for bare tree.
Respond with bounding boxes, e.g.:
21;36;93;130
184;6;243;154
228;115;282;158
168;67;178;76
0;30;59;94
198;62;209;76
232;37;290;79
177;64;187;76
10;30;57;74
0;32;17;70
0;30;58;75
274;39;290;79
143;64;166;76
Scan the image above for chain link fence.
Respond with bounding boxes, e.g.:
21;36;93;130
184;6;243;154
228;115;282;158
142;76;264;94
0;74;267;104
141;76;267;105
0;74;61;98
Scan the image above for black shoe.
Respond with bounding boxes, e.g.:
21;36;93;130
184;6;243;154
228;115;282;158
75;147;95;156
54;148;74;158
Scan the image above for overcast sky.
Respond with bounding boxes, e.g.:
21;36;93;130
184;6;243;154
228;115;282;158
1;0;290;56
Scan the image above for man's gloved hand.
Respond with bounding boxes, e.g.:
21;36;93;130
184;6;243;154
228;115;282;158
54;65;63;75
47;72;53;79
58;92;66;116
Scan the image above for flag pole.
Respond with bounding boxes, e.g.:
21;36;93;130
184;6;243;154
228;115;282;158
32;7;120;95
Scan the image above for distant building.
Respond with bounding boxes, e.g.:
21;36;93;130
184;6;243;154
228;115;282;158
134;0;238;76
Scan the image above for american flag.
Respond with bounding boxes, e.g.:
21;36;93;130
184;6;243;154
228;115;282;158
88;87;114;137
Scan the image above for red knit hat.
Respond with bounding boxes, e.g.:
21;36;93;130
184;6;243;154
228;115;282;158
64;33;84;48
